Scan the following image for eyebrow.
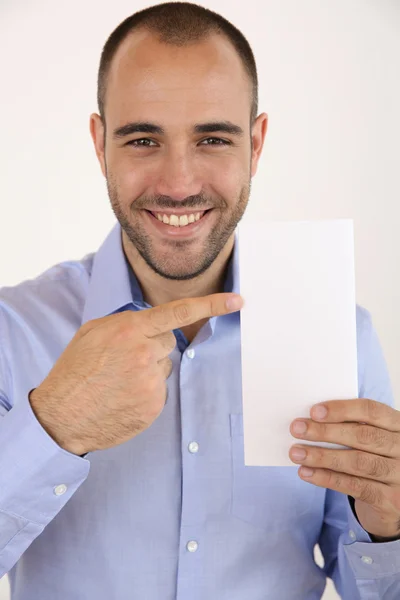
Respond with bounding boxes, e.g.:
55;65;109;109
112;120;244;139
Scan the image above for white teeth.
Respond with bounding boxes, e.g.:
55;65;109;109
153;211;206;227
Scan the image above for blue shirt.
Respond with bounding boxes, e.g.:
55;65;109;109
0;221;399;600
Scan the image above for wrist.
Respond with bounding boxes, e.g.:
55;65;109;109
350;496;400;542
29;388;87;456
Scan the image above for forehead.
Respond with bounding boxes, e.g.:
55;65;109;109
105;29;251;124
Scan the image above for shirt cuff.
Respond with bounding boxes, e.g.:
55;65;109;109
343;495;400;578
0;390;90;526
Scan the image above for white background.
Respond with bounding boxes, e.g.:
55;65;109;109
0;1;399;598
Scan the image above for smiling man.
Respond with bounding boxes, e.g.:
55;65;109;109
0;3;400;600
90;16;264;341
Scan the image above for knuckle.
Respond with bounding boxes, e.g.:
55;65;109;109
146;375;160;395
162;332;177;352
208;296;218;316
173;302;191;325
356;425;390;452
114;322;133;342
354;452;389;479
364;398;381;421
210;294;226;317
315;447;325;465
314;422;329;441
319;422;328;438
359;483;382;506
347;475;364;497
168;332;177;349
354;451;371;474
374;458;391;479
329;451;343;472
375;430;391;451
370;429;388;450
356;425;377;446
385;433;397;456
135;344;154;368
148;306;169;334
327;470;343;490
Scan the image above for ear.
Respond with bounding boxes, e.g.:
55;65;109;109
89;113;107;178
250;113;268;177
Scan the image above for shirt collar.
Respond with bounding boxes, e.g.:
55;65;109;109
81;223;133;325
81;221;240;325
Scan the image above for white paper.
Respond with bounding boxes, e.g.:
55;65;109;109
237;219;358;466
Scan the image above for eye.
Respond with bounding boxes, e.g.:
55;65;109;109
200;137;231;146
126;138;157;147
125;137;231;148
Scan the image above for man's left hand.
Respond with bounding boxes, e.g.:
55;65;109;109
289;399;400;539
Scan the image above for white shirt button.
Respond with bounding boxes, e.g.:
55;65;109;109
186;349;195;359
361;556;373;565
54;484;67;496
349;530;356;540
188;441;199;454
186;540;198;552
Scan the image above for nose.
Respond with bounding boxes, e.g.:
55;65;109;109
154;148;202;201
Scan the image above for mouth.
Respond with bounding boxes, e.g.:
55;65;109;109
143;208;214;237
148;209;212;226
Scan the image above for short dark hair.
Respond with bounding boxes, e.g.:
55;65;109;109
97;2;258;127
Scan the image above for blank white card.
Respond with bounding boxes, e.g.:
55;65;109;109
237;219;358;467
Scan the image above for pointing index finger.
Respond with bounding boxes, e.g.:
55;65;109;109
140;293;244;337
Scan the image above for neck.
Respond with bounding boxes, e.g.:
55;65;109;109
121;231;235;308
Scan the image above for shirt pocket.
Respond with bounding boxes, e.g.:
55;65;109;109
230;413;323;533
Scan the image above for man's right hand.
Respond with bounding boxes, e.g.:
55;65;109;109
28;293;244;456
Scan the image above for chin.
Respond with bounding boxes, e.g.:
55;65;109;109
152;264;203;281
149;254;211;281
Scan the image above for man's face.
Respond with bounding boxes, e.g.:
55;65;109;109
91;29;267;280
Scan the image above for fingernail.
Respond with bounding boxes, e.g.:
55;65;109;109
226;295;244;311
312;405;328;420
292;421;308;434
291;447;307;461
300;467;314;477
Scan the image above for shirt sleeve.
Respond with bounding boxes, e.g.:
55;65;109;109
318;306;400;599
0;388;90;577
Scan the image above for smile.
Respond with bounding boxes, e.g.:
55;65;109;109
149;210;210;227
143;208;214;237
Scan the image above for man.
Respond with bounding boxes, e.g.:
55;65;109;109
0;2;399;599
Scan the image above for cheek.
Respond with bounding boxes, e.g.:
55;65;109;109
209;159;246;196
110;160;149;201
